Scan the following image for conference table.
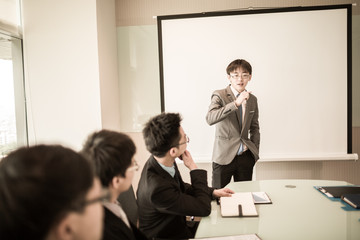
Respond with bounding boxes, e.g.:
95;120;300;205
195;179;360;240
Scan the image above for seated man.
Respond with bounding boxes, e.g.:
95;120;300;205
81;130;148;240
0;145;105;240
137;112;234;239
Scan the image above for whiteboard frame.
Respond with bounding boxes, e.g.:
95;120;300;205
157;5;353;162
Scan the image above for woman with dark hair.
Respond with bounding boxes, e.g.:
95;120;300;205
0;145;107;240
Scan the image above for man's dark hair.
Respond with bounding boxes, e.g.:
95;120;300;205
226;59;252;75
0;145;94;240
143;112;182;157
81;130;136;187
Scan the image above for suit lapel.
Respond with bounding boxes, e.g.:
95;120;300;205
225;85;242;131
150;156;180;186
104;207;135;240
242;95;254;129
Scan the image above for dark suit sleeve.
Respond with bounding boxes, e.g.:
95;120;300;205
182;171;215;198
206;91;238;126
150;169;211;217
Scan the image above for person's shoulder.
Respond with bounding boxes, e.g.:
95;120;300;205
102;211;135;240
138;165;166;193
249;92;258;101
139;156;158;175
138;173;175;204
213;86;227;93
103;206;117;221
212;87;228;97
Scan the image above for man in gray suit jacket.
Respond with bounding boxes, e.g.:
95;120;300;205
206;59;260;188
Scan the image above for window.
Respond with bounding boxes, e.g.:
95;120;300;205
0;33;27;157
0;0;26;157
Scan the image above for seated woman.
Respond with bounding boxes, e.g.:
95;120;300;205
0;145;107;240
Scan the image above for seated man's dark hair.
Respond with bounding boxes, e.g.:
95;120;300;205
80;130;136;187
142;112;182;157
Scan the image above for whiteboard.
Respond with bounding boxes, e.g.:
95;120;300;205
158;5;354;162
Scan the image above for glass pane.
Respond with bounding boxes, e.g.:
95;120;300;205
0;33;27;157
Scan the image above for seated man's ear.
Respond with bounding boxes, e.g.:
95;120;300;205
111;176;124;189
50;213;78;240
169;147;179;158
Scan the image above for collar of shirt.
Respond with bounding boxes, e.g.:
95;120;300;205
103;200;131;228
230;85;239;97
230;85;246;98
158;162;176;177
230;85;247;111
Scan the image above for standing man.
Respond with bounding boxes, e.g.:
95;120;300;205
206;59;260;188
137;112;234;239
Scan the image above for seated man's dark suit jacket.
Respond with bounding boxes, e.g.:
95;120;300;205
103;207;148;240
137;155;214;239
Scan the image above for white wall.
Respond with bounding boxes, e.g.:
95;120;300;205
117;25;161;132
97;0;122;131
22;0;119;150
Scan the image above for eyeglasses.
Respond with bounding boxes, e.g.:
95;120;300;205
176;135;190;147
127;160;139;172
229;73;250;80
72;188;111;212
84;188;111;206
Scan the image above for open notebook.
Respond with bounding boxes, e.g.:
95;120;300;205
220;192;258;217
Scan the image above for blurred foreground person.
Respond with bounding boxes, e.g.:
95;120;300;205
0;145;107;240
